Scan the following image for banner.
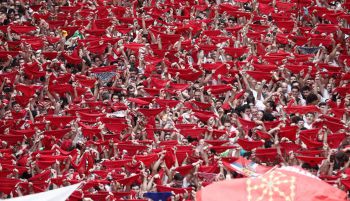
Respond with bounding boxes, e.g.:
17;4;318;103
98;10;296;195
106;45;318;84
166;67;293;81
2;183;81;201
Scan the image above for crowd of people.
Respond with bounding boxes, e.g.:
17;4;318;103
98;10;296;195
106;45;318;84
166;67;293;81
0;0;350;200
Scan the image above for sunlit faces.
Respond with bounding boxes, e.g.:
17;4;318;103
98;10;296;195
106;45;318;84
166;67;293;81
291;87;300;98
281;82;288;94
305;113;315;125
13;103;21;112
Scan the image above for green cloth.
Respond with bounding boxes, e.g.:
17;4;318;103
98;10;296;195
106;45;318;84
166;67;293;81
71;30;84;39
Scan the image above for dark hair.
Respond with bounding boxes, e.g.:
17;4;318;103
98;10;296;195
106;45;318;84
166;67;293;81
266;100;276;111
173;172;184;180
306;93;318;105
301;85;311;92
291;86;300;91
318;102;327;107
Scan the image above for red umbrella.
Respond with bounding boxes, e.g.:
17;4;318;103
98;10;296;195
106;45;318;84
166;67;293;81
197;166;346;201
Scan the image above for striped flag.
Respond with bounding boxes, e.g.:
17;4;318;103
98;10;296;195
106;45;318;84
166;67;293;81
222;157;271;177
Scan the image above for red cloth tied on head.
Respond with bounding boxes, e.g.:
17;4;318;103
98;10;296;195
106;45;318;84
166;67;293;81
237;138;264;151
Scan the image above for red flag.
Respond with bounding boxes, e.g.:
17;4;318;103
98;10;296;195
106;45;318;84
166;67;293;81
197;166;346;201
